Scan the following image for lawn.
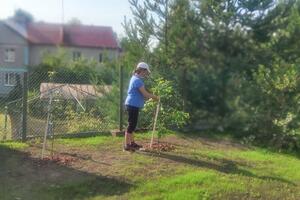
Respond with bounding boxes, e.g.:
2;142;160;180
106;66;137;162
0;112;113;140
0;132;299;200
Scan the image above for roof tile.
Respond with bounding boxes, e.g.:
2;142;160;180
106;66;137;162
27;22;118;49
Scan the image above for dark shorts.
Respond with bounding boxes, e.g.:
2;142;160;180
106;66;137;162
126;105;139;134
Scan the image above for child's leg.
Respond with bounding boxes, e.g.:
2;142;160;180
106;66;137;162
125;132;131;145
125;106;139;146
131;133;135;143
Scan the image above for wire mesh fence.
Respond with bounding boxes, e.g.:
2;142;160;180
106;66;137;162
0;68;119;141
0;70;25;140
0;65;185;142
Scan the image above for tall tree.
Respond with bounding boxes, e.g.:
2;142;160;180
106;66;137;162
123;0;200;109
13;9;34;24
67;17;82;25
123;0;300;150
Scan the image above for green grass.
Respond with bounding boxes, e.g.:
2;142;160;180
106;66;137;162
53;131;172;148
131;171;215;200
55;134;122;147
0;141;29;149
140;170;288;200
230;149;300;181
194;148;300;182
125;147;300;200
1;132;299;200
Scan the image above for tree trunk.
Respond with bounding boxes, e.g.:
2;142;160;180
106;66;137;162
181;67;187;112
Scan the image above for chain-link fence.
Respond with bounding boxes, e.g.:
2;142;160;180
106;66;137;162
0;68;119;141
0;69;25;140
0;66;186;142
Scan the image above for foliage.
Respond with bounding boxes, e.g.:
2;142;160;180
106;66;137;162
123;0;300;151
27;90;45;118
67;17;82;25
240;60;300;150
142;78;189;138
65;109;110;133
28;48;118;90
26;48;121;134
13;8;34;23
95;85;120;125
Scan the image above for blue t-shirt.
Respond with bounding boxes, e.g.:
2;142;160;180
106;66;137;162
125;75;145;108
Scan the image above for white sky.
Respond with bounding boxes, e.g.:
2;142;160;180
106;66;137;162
0;0;134;37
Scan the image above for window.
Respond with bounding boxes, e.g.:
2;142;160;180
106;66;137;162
73;51;81;61
4;48;15;62
99;53;103;63
5;73;17;86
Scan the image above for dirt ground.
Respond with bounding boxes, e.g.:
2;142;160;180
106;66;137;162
1;133;299;200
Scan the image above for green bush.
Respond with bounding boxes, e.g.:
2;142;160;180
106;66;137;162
238;60;300;151
65;109;110;133
94;84;119;126
28;90;46;118
141;78;189;138
29;49;119;90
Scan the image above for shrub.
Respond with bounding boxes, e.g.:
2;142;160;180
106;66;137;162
239;60;300;151
141;78;189;138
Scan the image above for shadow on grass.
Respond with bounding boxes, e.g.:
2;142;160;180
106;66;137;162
178;130;233;141
177;131;300;158
0;145;132;200
138;151;296;186
58;151;112;166
174;131;250;149
28;143;112;166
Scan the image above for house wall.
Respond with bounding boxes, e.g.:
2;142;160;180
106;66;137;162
0;21;28;97
0;71;24;97
0;20;120;98
0;21;28;67
29;45;119;66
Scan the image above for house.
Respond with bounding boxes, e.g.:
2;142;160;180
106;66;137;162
0;18;120;97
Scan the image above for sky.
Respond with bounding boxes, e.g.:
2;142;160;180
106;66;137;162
0;0;134;37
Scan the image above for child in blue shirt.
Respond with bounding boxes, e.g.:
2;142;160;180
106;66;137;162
124;62;159;151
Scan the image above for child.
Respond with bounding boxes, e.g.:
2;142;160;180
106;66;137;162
124;62;159;151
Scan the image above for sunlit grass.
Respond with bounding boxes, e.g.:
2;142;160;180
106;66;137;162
0;141;29;149
1;132;299;200
55;134;122;147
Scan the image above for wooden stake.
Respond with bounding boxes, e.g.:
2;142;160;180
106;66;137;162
150;100;160;149
41;95;53;159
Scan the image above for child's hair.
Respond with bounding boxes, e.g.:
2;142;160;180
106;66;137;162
132;67;146;75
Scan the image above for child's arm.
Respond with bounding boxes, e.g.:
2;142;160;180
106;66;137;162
139;86;159;101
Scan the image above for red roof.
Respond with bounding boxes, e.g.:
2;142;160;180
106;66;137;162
27;23;62;45
27;22;119;49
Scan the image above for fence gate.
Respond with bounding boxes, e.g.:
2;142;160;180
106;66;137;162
1;69;118;141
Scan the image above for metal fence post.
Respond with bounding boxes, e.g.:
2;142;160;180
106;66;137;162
119;65;124;132
4;106;8;140
22;72;28;142
4;106;8;130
